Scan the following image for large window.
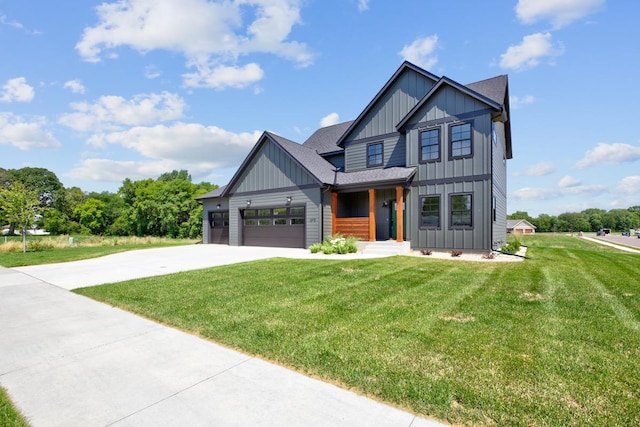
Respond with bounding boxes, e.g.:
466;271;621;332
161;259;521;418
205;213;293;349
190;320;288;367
420;196;440;228
450;122;472;158
419;128;440;162
367;142;383;167
450;194;472;228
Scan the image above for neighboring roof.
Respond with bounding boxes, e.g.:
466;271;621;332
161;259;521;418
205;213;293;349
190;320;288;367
336;61;439;147
335;167;416;188
303;121;353;155
396;76;503;131
507;219;536;229
195;185;226;201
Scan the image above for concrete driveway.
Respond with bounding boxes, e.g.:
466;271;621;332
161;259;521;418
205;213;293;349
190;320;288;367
1;245;446;427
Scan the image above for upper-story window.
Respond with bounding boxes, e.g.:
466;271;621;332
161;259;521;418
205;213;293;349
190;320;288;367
450;122;472;158
367;142;383;167
419;128;440;162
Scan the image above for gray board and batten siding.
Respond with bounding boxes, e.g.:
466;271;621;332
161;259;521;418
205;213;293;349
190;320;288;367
226;138;325;248
403;84;500;251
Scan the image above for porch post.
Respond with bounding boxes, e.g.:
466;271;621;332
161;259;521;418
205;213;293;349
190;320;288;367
395;186;404;243
331;191;338;236
368;188;376;241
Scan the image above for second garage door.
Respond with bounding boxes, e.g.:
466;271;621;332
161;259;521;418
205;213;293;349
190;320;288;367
242;206;305;248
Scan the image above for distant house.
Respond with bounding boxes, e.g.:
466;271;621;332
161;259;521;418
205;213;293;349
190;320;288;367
197;61;513;251
507;219;536;235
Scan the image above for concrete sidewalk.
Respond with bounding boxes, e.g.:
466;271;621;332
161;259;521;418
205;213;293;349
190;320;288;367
0;246;446;426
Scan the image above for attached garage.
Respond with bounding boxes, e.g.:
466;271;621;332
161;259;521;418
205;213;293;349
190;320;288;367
242;206;305;248
208;211;229;244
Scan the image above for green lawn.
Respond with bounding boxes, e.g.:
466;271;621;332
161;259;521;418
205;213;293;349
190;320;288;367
0;387;28;427
0;236;197;267
74;235;640;426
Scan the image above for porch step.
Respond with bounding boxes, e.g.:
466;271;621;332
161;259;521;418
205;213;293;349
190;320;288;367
358;240;411;256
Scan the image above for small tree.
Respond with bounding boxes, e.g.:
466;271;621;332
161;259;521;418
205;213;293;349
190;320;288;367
0;182;41;253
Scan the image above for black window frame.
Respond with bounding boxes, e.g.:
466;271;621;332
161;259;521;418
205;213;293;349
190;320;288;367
419;127;441;163
450;193;473;229
449;122;473;159
366;142;383;168
419;195;441;229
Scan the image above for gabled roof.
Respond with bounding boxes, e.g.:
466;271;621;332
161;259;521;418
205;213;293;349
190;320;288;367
303;121;353;155
267;132;336;184
507;219;536;229
396;76;503;131
219;131;337;197
336;61;439;147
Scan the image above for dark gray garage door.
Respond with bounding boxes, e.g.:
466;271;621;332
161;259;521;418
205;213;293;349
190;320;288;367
208;211;229;244
242;206;305;248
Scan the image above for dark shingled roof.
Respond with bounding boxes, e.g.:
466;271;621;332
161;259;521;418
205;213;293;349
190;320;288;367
335;167;416;187
196;184;227;200
466;75;508;106
302;121;353;155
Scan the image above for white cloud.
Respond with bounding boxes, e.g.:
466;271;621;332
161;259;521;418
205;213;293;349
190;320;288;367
182;63;264;90
500;32;563;71
511;183;606;200
515;0;604;28
513;162;555;176
64;79;86;94
399;35;439;70
558;175;580;188
67;158;216;182
0;113;61;150
76;0;314;88
358;0;369;12
144;65;161;80
320;113;340;127
616;176;640;195
86;123;261;168
59;91;186;132
576;143;640;169
509;95;535;109
0;77;35;102
511;187;558;200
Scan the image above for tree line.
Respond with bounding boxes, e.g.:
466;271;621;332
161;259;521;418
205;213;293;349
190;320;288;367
509;207;640;233
1;167;215;239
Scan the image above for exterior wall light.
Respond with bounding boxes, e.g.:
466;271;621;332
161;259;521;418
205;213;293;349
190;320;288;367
216;203;221;209
286;195;292;203
246;200;251;207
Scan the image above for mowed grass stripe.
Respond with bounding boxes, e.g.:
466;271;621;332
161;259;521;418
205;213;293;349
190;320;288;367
75;235;640;426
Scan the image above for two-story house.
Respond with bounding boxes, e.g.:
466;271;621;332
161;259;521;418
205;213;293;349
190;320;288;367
197;61;512;251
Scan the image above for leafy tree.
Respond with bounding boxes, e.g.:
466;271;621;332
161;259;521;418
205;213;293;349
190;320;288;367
74;198;107;235
10;167;63;207
0;182;41;253
508;211;535;224
158;169;191;182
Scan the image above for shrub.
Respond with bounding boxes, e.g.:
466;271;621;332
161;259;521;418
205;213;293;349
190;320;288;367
420;249;432;256
501;239;521;255
450;250;463;257
310;234;358;255
309;243;322;253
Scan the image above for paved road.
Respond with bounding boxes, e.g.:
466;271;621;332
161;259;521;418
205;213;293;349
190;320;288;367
581;234;640;253
1;245;446;427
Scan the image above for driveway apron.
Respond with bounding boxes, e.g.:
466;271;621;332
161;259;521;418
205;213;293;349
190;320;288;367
0;246;446;427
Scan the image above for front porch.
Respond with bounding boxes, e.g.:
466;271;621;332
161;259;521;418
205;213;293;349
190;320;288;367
331;186;406;243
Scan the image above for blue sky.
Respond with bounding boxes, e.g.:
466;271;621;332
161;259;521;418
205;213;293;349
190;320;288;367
1;0;638;216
